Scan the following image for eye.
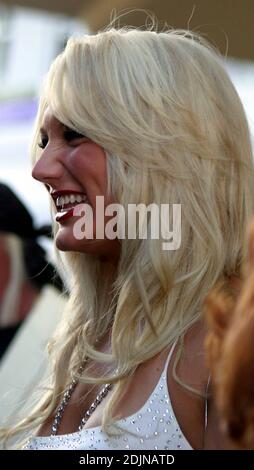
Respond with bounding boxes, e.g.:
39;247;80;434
38;136;48;149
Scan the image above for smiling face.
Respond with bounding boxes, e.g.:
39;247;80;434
32;108;120;263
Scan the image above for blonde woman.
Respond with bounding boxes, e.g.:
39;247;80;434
3;22;254;450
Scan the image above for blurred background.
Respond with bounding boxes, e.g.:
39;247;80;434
0;0;254;432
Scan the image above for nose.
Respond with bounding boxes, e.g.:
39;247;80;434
32;149;63;186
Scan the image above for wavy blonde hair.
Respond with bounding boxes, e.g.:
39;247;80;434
2;19;254;447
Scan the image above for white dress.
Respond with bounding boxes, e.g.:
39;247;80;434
23;343;193;450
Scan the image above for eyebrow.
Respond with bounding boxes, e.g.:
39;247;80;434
39;123;75;134
39;123;83;136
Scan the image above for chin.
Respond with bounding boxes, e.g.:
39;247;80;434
55;214;98;253
55;226;118;258
55;229;78;252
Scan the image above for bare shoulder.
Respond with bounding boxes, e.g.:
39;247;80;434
175;318;210;390
166;319;210;449
175;319;240;449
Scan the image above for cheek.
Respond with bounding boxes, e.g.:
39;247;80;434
66;144;107;188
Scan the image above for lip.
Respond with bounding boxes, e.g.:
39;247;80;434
55;207;75;223
51;189;86;201
50;189;88;215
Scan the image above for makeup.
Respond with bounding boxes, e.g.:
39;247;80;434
55;207;74;223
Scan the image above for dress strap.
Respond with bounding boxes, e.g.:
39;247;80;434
163;339;178;374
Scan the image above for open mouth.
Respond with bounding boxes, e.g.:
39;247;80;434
51;190;90;223
55;193;89;212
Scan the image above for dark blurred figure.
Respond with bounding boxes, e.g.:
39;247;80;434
0;183;63;360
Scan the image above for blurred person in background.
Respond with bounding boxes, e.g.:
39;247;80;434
0;183;63;359
204;220;254;449
1;14;254;450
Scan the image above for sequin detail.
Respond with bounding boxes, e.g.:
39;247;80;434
23;343;192;451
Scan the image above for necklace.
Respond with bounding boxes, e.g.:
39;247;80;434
51;364;113;436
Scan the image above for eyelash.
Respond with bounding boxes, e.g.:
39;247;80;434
38;130;87;149
38;137;48;149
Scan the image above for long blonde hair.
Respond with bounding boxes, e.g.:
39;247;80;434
3;20;254;446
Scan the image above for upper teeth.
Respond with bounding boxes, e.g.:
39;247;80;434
56;194;88;208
